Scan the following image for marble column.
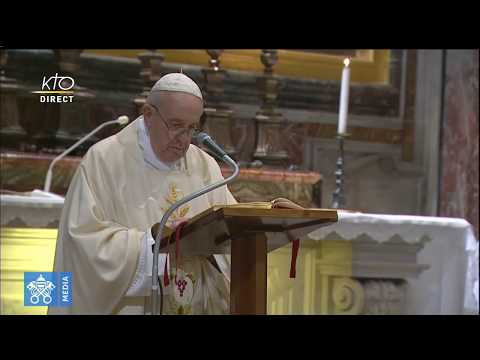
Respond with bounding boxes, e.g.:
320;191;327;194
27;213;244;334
439;50;479;238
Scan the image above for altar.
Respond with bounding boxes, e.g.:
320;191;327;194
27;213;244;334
267;212;478;315
2;192;477;315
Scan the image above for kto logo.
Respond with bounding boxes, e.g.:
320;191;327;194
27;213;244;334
24;272;73;307
32;73;75;103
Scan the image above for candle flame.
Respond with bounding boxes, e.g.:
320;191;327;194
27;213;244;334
344;58;350;67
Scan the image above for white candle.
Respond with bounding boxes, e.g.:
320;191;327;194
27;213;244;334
338;58;351;135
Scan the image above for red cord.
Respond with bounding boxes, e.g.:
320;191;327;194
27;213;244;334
290;239;300;278
174;221;188;285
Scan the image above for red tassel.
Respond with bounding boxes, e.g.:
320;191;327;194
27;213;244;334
271;200;301;279
174;221;188;284
290;239;300;278
163;256;170;287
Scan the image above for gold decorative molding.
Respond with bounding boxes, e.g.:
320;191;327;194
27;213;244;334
331;277;365;315
84;49;391;84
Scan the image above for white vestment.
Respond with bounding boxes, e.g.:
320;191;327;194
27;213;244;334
48;118;236;315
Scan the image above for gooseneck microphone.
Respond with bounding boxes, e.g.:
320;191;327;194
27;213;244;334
43;116;129;193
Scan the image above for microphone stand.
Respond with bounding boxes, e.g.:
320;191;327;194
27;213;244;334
151;154;239;315
43;116;129;193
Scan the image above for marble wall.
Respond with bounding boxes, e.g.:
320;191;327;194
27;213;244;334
2;50;477;221
439;50;479;238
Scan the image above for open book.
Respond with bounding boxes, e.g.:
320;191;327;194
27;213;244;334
219;201;273;209
215;198;305;211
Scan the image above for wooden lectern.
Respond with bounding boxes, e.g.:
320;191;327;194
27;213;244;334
158;206;338;315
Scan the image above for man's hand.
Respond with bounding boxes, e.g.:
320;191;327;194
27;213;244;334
151;222;161;240
271;197;304;210
170;218;189;228
151;218;189;240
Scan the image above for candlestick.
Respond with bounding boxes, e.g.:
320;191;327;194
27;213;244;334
331;134;348;209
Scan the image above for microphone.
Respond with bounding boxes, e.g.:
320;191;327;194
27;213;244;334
194;132;228;158
150;131;239;315
43;116;129;193
194;132;236;168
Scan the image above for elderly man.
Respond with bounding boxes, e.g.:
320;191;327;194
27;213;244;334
48;73;300;315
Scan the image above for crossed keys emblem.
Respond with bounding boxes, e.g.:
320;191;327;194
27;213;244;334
26;274;56;305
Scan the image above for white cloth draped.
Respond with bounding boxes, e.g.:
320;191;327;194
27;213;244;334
308;211;479;315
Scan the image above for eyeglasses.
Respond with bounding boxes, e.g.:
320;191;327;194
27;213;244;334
148;103;200;139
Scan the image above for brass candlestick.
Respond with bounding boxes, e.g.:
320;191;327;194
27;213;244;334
134;49;165;115
253;49;288;166
53;49;95;152
331;133;349;209
201;49;235;156
0;49;26;149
